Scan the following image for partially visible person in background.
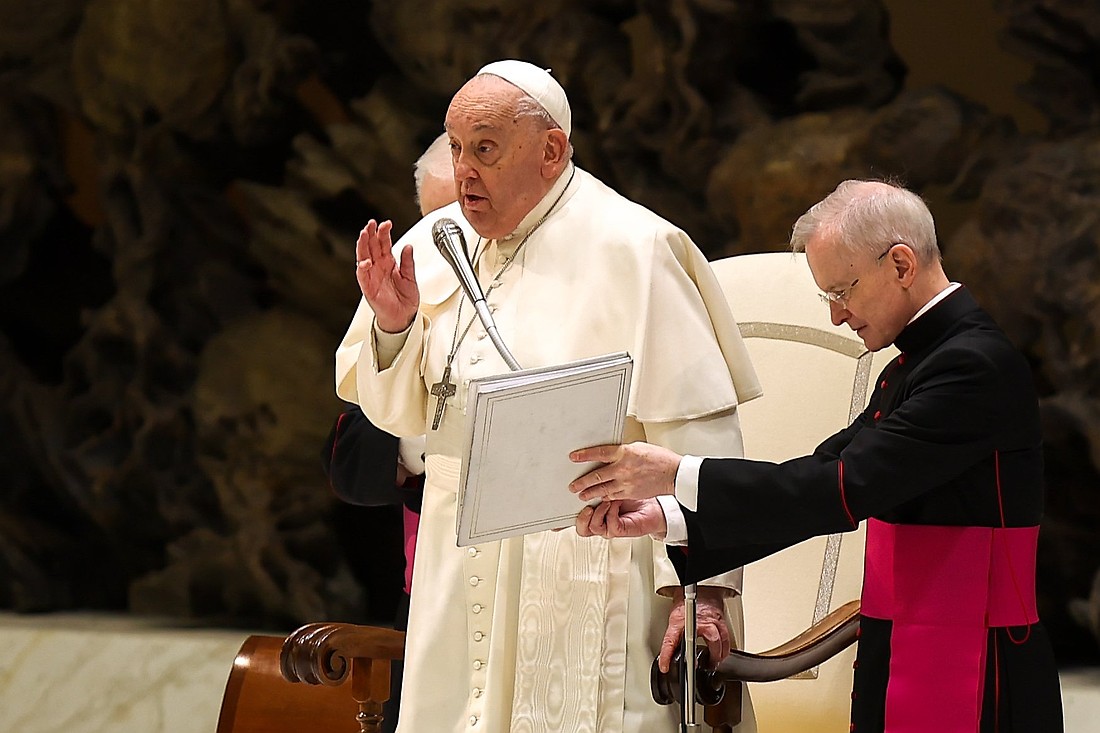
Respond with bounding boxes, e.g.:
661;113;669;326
321;131;453;733
412;131;455;216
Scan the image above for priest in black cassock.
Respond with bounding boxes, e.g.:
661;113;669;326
569;179;1064;733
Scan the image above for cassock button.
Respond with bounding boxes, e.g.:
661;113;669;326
873;410;881;421
880;380;887;389
472;688;483;698
470;354;482;365
469;576;480;586
853;659;859;669
472;659;483;670
472;603;483;614
470;715;479;726
473;631;484;641
898;355;906;365
850;725;856;732
468;547;479;557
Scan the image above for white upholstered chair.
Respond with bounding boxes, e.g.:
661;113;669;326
711;251;899;732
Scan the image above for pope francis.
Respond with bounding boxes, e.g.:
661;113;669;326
336;59;762;733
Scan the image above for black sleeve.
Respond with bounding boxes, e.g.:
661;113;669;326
321;404;403;507
813;407;869;460
680;343;1009;578
669;516;797;586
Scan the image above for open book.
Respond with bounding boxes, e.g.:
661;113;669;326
455;352;632;546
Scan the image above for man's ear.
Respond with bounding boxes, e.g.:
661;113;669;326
542;128;569;178
892;243;919;288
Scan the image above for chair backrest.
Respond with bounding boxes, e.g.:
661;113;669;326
711;252;898;732
216;634;359;733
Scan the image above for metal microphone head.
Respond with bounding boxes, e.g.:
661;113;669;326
432;217;486;306
431;218;467;270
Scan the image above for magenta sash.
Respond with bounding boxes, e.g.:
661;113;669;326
403;504;419;595
860;519;1039;733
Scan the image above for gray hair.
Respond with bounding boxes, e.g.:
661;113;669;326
514;94;559;130
790;180;940;264
481;74;574;161
413;132;452;208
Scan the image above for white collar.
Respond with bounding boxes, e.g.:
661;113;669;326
909;282;962;325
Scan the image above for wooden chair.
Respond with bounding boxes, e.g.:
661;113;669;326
217;623;404;733
653;252;898;732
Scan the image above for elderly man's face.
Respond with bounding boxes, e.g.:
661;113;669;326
445;76;559;240
806;234;910;352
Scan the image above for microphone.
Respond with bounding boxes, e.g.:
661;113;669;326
431;218;522;371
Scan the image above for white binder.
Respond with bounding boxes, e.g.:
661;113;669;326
455;352;632;546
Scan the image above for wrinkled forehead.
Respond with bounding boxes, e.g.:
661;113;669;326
444;76;523;134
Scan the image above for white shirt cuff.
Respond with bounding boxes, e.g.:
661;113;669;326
398;435;426;475
657;495;688;545
674;454;703;512
373;319;412;369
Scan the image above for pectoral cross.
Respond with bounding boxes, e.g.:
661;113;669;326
430;365;457;430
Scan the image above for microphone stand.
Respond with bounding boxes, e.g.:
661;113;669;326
475;301;522;372
682;583;701;732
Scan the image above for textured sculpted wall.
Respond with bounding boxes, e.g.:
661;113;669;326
0;0;1097;660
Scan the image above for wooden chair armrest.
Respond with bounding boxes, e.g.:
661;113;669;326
650;600;861;731
281;622;405;686
714;600;861;682
278;622;406;733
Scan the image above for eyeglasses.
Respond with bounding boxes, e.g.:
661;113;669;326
818;243;898;308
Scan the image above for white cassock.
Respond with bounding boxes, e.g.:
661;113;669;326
336;163;762;733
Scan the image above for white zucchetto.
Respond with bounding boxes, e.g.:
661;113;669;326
476;59;571;138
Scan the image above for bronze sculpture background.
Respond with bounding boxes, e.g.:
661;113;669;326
0;0;1097;665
